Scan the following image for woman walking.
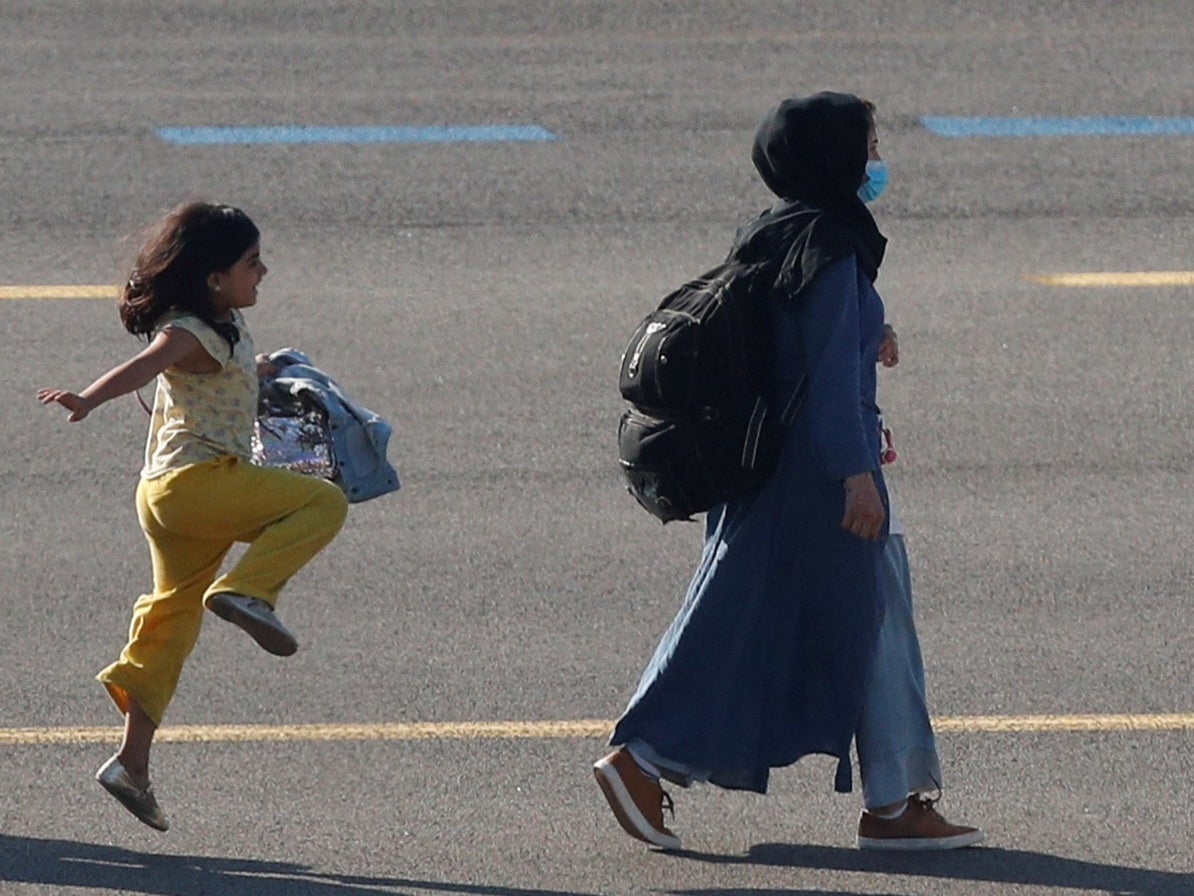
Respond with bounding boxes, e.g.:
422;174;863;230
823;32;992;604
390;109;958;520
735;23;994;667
594;93;981;852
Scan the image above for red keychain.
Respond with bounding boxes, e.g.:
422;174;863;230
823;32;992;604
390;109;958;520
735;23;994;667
880;426;897;465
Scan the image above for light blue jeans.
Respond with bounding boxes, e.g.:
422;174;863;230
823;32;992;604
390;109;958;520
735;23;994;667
627;533;943;809
854;532;943;809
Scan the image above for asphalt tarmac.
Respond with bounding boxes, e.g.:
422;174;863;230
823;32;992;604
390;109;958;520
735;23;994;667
1;3;1191;895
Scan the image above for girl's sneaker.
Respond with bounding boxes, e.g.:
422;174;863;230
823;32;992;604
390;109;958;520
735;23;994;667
204;592;298;656
95;755;169;832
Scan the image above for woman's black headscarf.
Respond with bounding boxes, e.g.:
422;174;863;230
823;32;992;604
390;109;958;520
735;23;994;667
733;92;887;299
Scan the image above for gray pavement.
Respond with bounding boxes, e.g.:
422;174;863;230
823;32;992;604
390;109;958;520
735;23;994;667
1;2;1192;894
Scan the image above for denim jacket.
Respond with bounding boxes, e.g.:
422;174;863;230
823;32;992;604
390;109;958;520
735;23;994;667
260;349;400;503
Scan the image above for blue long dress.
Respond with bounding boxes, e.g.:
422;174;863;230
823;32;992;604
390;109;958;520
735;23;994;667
610;253;888;794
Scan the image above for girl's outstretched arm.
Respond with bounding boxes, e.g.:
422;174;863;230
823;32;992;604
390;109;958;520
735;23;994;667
38;328;207;422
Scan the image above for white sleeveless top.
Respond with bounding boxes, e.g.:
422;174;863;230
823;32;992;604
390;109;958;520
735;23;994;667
141;309;257;479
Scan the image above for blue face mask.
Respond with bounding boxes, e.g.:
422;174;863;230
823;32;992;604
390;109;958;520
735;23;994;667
858;159;888;203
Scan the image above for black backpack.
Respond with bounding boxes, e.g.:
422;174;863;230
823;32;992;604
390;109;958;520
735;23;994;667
617;257;805;523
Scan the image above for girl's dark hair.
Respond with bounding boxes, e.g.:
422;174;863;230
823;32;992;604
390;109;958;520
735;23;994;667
119;201;260;349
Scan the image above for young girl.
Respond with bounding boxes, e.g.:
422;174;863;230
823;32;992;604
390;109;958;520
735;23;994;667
39;202;348;832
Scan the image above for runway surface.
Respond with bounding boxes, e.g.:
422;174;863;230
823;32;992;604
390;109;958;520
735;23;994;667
1;3;1191;894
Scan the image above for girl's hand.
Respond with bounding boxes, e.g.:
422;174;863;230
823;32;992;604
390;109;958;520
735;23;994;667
842;472;885;540
877;324;899;367
255;353;278;378
36;329;206;422
38;388;93;422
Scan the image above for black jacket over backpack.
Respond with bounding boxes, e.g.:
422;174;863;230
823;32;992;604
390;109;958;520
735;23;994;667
616;198;883;524
616;205;801;523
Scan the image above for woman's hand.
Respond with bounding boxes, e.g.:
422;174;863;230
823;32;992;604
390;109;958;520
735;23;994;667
842;472;885;540
877;324;899;367
37;388;94;422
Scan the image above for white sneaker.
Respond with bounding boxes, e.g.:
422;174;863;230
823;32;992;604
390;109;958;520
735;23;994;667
204;592;298;656
96;755;169;831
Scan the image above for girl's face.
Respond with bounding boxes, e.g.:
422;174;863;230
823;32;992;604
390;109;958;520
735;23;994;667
867;125;881;161
209;242;267;316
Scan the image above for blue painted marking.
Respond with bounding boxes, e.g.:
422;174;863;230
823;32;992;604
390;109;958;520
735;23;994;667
155;125;559;145
921;116;1194;137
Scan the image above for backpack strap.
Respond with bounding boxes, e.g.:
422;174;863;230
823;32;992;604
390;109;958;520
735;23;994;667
779;375;808;426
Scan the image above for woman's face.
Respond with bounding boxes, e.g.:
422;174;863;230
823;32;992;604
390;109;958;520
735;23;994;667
857;118;889;202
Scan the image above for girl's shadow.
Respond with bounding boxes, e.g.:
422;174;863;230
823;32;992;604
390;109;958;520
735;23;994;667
0;834;595;896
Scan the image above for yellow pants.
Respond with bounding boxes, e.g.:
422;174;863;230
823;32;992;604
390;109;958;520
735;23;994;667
98;456;348;726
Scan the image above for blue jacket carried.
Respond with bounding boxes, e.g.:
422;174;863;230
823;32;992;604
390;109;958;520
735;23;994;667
258;348;400;504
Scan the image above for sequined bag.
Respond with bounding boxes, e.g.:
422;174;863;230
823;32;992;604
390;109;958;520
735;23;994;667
251;396;337;480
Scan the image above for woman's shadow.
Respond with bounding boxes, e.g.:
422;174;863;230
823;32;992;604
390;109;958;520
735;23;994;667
0;834;597;896
671;842;1192;895
4;833;1189;896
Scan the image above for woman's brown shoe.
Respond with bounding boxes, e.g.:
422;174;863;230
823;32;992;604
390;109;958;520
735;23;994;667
593;748;681;849
858;794;983;850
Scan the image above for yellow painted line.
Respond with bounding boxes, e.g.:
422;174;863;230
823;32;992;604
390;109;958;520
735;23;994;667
0;285;118;300
930;713;1194;732
0;719;614;746
0;714;1191;746
1027;271;1194;287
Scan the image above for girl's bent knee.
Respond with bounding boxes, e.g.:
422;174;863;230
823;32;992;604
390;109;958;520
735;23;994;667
317;481;349;529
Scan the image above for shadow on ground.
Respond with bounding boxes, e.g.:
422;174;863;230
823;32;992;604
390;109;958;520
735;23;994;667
669;842;1192;895
0;834;597;896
